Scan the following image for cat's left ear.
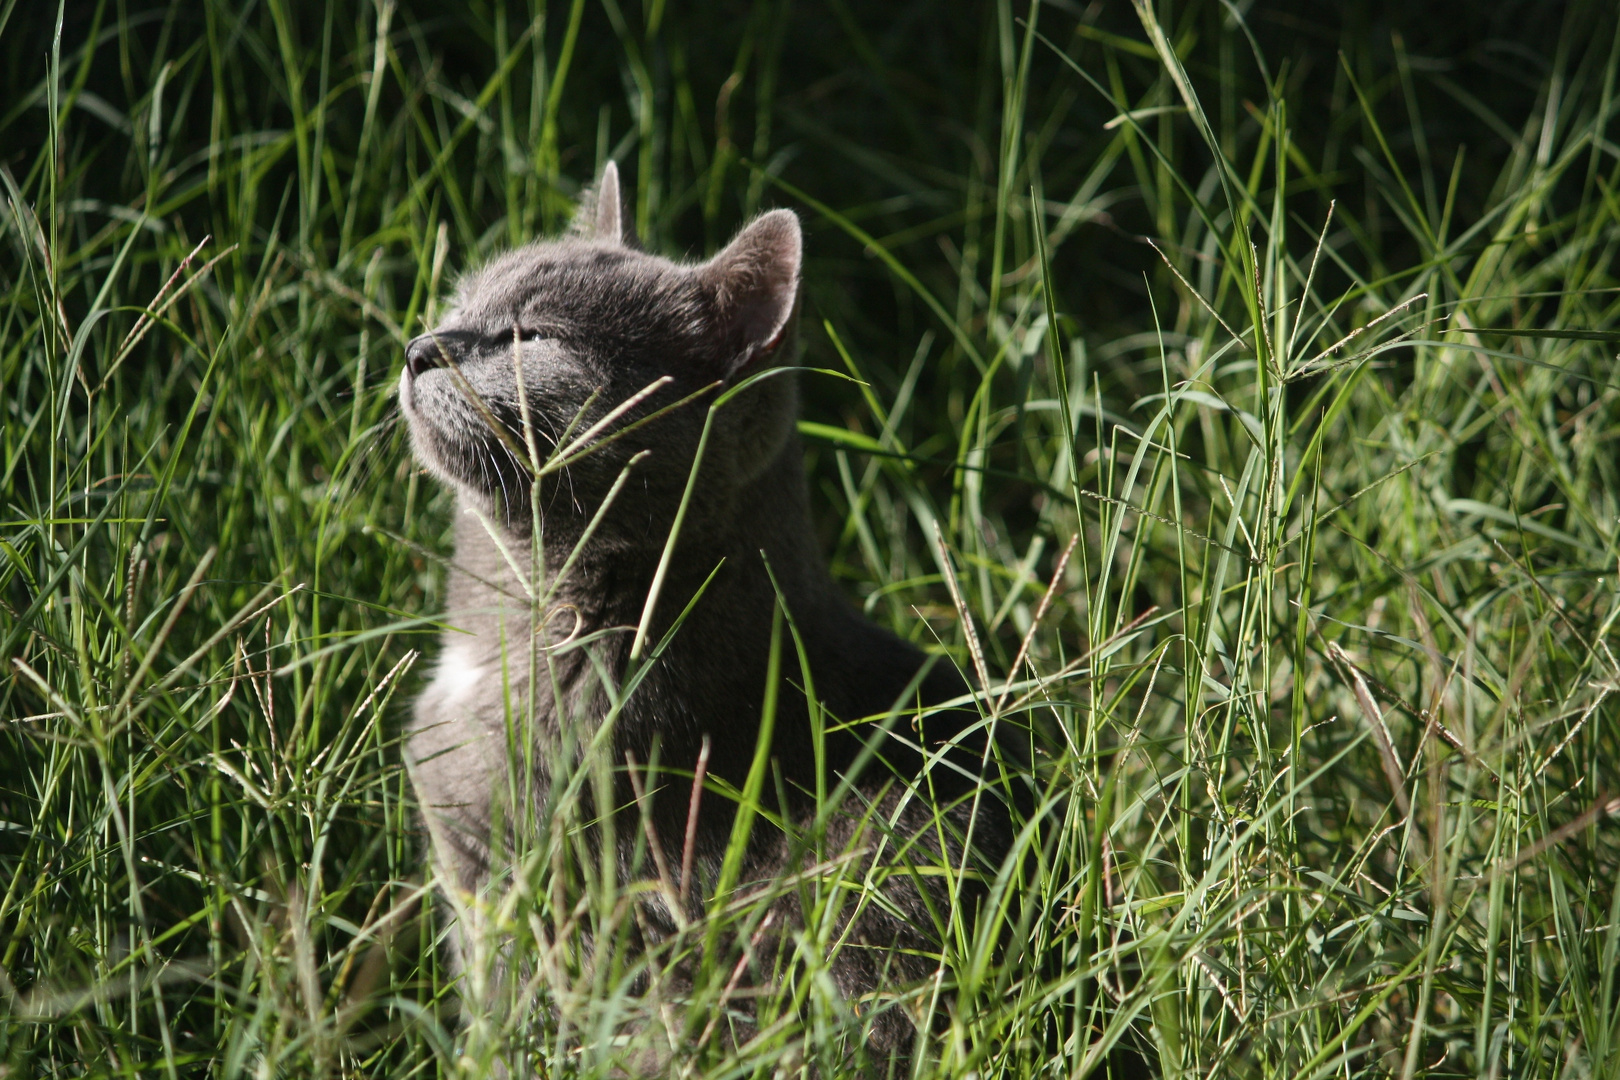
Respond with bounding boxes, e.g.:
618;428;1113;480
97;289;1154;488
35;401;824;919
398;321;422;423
572;161;626;245
701;209;802;373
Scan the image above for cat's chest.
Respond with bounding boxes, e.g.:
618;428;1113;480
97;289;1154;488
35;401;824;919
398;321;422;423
408;639;510;783
424;639;492;713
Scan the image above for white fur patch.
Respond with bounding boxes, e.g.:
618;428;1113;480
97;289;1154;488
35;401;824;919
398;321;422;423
429;640;488;710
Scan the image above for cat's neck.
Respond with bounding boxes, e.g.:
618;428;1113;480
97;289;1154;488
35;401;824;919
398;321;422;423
440;433;838;664
433;433;956;799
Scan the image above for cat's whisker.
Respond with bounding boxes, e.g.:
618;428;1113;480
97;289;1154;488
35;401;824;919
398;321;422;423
495;441;534;529
520;408;581;516
491;448;514;526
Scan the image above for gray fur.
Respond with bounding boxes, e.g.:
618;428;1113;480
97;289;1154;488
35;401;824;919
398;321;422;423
398;162;1015;1067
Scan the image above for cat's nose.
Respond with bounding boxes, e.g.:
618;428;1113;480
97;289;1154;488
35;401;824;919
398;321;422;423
405;335;444;378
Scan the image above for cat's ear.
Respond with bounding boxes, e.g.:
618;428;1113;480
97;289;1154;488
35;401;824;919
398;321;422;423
594;162;624;243
572;161;626;245
701;209;802;371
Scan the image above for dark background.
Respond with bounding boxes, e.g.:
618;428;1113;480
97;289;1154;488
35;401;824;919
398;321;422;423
0;0;1583;364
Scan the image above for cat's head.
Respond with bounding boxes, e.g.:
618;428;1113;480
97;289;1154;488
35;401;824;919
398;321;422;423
397;162;802;544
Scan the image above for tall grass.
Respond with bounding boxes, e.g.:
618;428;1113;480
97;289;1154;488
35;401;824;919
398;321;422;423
3;0;1619;1075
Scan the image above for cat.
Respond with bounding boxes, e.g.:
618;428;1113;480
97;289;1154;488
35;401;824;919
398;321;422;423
397;162;1018;1071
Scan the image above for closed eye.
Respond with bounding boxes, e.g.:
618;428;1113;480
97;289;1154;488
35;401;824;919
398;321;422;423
491;329;541;348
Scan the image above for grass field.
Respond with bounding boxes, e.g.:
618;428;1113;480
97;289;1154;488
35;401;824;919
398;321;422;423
4;0;1620;1075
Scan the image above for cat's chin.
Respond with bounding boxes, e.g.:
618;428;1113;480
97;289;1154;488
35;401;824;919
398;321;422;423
396;366;439;469
399;369;533;531
398;367;466;492
397;365;418;413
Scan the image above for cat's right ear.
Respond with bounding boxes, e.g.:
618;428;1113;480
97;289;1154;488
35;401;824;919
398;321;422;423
701;209;802;374
572;161;626;245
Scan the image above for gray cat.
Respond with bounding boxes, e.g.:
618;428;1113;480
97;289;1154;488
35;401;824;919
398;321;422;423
397;163;1016;1070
